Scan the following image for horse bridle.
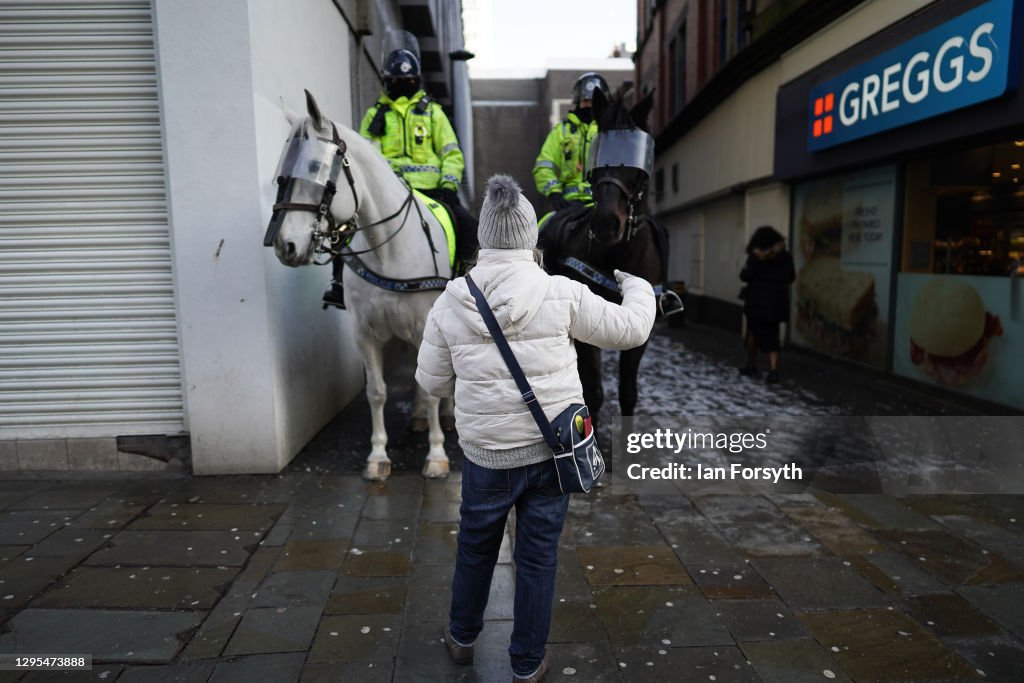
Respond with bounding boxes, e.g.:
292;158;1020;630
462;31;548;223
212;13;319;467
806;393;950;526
263;122;430;266
592;173;648;243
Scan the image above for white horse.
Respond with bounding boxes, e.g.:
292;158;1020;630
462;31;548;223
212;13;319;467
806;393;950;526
266;90;450;480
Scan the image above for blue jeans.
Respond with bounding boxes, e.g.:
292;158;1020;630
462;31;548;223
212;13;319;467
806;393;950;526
449;456;570;678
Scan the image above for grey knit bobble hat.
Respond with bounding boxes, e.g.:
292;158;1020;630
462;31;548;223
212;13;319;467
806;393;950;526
477;175;537;250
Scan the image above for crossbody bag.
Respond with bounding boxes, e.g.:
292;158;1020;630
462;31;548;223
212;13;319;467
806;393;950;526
465;274;605;493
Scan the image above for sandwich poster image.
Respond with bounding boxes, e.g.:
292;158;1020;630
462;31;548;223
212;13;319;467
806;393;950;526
790;166;896;368
894;273;1022;408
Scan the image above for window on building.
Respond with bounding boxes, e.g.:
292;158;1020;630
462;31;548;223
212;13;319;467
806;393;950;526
671;163;679;194
719;0;729;66
737;0;749;51
655;168;665;202
669;22;687;115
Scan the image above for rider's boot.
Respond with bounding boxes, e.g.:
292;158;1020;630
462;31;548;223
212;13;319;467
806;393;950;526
322;258;346;310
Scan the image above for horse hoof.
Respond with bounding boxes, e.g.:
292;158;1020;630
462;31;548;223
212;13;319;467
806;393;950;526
362;460;392;481
440;415;457;432
422;459;450;479
410;417;429;433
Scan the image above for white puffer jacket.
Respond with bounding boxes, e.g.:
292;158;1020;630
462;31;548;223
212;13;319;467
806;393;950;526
415;248;655;468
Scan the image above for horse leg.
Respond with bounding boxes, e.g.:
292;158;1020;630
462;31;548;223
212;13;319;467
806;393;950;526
413;393;455;432
440;397;456;432
419;389;450;479
576;341;604;427
618;343;648;416
411;390;428;432
357;334;391;481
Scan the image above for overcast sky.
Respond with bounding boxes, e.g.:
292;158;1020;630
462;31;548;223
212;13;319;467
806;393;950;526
465;0;638;74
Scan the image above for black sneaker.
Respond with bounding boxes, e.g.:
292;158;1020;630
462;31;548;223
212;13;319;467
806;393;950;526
738;365;758;377
322;281;346;310
766;369;780;384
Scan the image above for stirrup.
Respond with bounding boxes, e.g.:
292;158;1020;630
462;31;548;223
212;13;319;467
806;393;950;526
322;281;346;310
658;289;684;317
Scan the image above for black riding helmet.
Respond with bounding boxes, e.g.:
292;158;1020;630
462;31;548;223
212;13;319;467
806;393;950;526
383;49;421;79
571;72;610;109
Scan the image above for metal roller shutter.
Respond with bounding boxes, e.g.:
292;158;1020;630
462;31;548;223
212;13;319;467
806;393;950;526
0;0;183;438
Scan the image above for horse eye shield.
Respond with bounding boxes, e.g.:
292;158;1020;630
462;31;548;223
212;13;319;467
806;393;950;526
586;129;655;180
275;135;342;186
264;135;345;247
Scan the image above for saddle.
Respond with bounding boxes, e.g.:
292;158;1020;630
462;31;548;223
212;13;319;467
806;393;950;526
412;189;457;269
536;204;591;273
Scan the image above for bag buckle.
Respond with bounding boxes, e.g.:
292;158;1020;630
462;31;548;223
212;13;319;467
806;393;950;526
522;390;537;405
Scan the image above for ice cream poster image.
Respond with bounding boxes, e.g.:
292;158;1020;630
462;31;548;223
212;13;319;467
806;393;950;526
894;273;1022;408
791;166;896;367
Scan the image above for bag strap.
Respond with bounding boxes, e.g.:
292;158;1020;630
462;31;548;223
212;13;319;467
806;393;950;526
465;274;562;453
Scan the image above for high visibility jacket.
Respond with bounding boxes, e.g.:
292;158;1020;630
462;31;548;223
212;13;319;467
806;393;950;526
359;90;464;192
533;111;598;203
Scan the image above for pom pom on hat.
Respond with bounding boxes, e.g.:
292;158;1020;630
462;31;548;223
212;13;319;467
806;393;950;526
477;174;537;250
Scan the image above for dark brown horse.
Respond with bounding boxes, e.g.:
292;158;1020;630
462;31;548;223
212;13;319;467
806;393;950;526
538;89;663;424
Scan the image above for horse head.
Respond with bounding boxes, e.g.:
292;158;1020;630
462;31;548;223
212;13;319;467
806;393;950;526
265;90;360;267
588;89;656;247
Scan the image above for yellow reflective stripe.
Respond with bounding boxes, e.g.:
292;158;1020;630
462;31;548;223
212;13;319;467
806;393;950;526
441;143;460;155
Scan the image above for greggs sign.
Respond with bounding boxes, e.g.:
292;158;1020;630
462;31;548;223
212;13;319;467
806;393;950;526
808;0;1021;151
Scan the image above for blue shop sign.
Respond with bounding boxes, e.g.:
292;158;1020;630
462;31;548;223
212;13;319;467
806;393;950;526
808;0;1022;151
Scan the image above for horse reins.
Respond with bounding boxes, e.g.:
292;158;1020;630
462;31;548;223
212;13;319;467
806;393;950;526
266;121;444;288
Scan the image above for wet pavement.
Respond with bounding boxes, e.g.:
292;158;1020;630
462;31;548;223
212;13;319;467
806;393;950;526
0;323;1021;682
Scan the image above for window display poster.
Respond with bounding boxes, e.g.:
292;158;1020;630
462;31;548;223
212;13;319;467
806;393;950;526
791;166;896;368
894;273;1023;409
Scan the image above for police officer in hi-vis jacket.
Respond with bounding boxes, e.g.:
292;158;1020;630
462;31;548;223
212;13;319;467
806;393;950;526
323;30;477;309
532;72;609;212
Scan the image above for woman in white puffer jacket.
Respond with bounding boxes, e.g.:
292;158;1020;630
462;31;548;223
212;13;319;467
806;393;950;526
417;174;654;683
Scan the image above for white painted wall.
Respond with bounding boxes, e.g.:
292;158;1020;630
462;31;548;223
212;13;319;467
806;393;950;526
655;62;782;211
154;0;363;474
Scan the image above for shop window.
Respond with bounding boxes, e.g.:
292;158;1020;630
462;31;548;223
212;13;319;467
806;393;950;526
904;139;1024;277
895;138;1023;408
790;166;897;369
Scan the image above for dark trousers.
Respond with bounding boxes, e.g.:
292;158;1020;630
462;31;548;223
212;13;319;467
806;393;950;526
449;457;569;677
650;219;670;283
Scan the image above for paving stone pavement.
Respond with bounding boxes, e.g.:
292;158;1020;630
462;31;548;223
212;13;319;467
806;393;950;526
0;473;1019;682
0;325;1020;681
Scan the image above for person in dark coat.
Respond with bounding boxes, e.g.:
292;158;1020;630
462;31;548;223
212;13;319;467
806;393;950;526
739;226;795;383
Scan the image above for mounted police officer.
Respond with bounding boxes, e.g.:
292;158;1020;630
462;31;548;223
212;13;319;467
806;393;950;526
323;30;477;309
535;74;682;317
533;72;608;213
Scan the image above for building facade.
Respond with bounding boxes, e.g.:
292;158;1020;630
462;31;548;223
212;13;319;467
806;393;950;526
637;0;1023;410
0;0;474;473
